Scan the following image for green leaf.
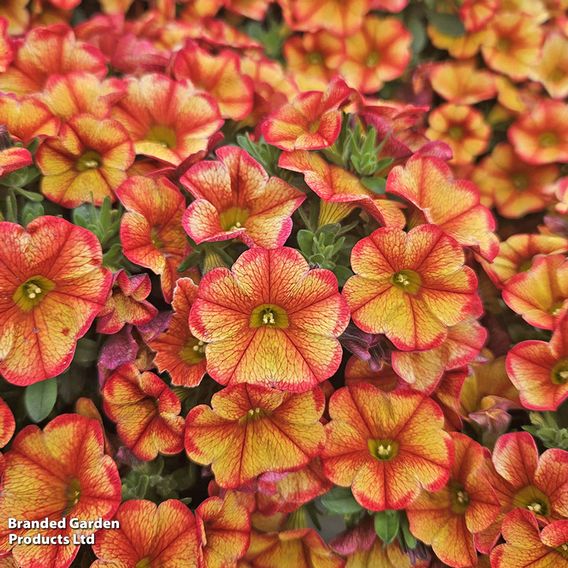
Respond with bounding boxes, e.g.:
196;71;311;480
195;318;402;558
407;16;427;55
399;513;417;549
297;230;314;255
361;177;387;194
21;202;44;226
24;378;58;422
374;510;400;545
427;11;465;37
334;265;353;287
320;487;363;515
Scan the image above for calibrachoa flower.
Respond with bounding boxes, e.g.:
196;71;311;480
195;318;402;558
531;32;568;100
0;94;59;144
0;145;31;176
185;383;325;488
102;363;185;461
181;146;305;248
261;77;351;151
116;175;192;303
92;499;200;568
490;509;568;568
112;73;223;166
506;316;568;411
149;278;207;388
189;247;349;391
343;224;479;351
321;383;452;511
407;433;500;568
0;396;15;449
503;254;568;330
0;217;111;385
0;414;121;568
36;114;134;207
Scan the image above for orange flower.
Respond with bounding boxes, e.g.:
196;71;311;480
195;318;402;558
503;254;568;330
0;415;121;568
322;384;452;511
0;17;13;72
181;146;304;248
261;77;351;151
508;100;568;165
196;492;251;568
343;224;479;351
481;13;543;81
92;499;200;568
0;146;32;176
344;533;422;568
172;41;254;121
0;397;15;449
332;16;411;94
36;114;134;208
116;175;192;303
149;278;207;388
0;217;111;386
283;0;369;36
459;0;499;32
506;315;568;411
530;33;568;100
0;1;29;34
0;94;59;144
102;363;185;461
226;0;271;19
278;150;405;228
481;234;568;288
429;61;497;105
473;143;557;219
244;528;344;567
0;24;106;95
426;103;490;165
490;509;568;568
185;383;325;488
189;247;349;391
112;73;223;166
428;26;487;60
96;270;157;335
387;154;499;260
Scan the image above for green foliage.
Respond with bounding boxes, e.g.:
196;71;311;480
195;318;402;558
24;378;58;423
524;411;568;450
246;15;290;60
374;510;400;545
236;135;283;177
319;487;363;515
426;10;465;37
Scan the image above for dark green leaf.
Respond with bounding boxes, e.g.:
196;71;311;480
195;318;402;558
427;11;465;37
24;378;57;422
320;487;363;515
361;177;387;194
374;510;400;545
297;230;314;255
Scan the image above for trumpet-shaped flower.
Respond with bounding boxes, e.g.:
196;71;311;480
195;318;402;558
430;61;497;105
530;33;568;100
0;94;59;144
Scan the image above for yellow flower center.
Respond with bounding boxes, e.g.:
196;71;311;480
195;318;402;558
368;439;398;461
63;477;81;516
135;558;152;568
250;304;289;329
219;207;249;231
539;132;558;148
496;37;511;51
13;276;55;312
366;52;380;67
450;482;470;514
179;338;206;364
512;173;529;190
150;227;163;249
550;301;564;316
391;269;422;295
240;407;266;424
308;52;323;65
448;126;464;141
513;485;551;517
76;150;102;172
147;125;177;149
558;543;568;559
551;359;568;385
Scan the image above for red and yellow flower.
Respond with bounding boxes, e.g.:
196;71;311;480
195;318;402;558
116;175;192;303
102;363;184;461
185;383;325;488
343;224;479;351
459;0;499;32
502;254;568;330
92;499;200;568
530;32;568;100
189;247;349;391
0;94;59;144
112;73;223;166
0;17;13;72
0;397;15;449
261;77;351;151
0;414;121;568
181;146;305;249
36;114;134;208
0;146;32;177
0;217;111;385
321;383;452;511
407;432;500;568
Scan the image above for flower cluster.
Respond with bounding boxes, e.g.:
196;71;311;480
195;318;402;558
0;1;567;567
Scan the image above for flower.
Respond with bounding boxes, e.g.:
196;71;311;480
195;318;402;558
96;270;157;335
343;224;479;351
92;499;200;568
508;100;568;165
0;17;13;72
36;114;134;207
185;383;325;488
459;0;499;32
112;73;223;166
321;383;452;511
0;414;121;568
502;254;568;330
0;94;59;144
530;32;568;100
386;154;499;260
426;103;490;165
181;146;305;248
490;509;568;568
0;396;15;449
0;146;31;177
0;217;111;385
189;247;349;391
506;316;568;411
102;363;185;461
261;77;351;151
407;432;500;568
116;175;192;303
